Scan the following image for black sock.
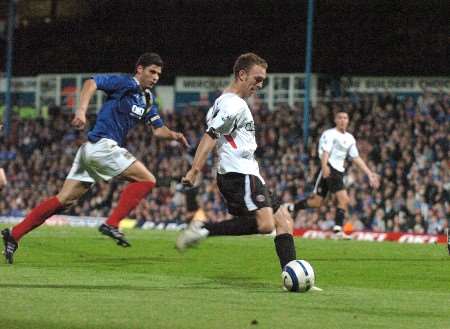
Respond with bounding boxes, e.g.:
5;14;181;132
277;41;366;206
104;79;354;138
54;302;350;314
294;199;308;212
274;233;296;269
203;216;259;236
335;208;346;227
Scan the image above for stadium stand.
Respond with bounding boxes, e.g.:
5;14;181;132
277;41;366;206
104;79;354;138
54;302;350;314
0;91;448;234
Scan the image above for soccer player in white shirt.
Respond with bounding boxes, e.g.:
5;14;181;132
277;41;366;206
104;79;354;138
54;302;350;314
288;110;380;237
176;53;296;270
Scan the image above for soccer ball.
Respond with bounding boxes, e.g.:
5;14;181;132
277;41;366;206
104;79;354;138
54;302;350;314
281;260;315;292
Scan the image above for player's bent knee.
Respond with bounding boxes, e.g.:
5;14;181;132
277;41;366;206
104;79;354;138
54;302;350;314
131;172;156;183
258;223;275;234
338;197;350;208
142;177;156;185
274;207;294;234
56;195;77;208
121;161;156;183
141;172;156;183
62;200;77;209
275;219;293;235
57;181;92;207
256;218;275;234
255;207;275;233
309;196;322;208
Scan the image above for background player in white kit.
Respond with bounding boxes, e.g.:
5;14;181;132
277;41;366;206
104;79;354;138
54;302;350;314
288;109;380;237
176;53;296;270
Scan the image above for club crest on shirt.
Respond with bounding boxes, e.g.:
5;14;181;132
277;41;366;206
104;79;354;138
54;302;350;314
256;194;266;202
245;122;255;131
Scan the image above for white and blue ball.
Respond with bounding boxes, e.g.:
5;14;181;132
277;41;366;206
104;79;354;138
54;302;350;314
281;260;315;292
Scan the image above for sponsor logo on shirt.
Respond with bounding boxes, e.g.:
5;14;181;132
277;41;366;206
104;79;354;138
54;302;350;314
131;105;145;118
221;114;232;122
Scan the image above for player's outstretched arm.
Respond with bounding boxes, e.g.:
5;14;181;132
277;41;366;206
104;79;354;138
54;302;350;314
352;156;380;189
72;79;97;130
182;133;217;187
153;126;190;147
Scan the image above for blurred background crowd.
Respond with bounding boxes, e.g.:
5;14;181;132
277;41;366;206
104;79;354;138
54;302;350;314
0;90;448;234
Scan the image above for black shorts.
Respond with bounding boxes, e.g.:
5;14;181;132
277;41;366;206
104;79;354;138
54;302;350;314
313;164;345;198
216;172;281;216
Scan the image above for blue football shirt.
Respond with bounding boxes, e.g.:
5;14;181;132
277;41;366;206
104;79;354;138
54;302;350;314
87;75;164;146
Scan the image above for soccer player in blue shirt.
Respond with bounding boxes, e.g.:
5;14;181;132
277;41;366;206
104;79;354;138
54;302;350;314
2;52;189;264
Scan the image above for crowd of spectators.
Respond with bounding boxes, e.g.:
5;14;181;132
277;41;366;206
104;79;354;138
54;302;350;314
0;90;448;235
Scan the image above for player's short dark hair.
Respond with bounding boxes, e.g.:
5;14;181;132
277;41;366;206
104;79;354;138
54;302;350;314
334;108;349;117
136;52;163;70
233;53;268;79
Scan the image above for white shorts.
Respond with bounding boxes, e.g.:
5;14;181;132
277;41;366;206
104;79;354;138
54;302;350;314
67;138;136;183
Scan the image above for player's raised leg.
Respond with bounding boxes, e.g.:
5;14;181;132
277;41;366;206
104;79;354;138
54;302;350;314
2;179;91;264
287;194;323;214
98;160;156;247
176;171;276;250
286;168;326;215
176;207;275;251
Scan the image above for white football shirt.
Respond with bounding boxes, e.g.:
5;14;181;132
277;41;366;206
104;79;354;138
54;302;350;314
318;128;359;172
206;93;263;181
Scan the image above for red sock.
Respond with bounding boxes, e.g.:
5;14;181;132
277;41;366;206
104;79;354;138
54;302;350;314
12;196;64;241
106;181;155;227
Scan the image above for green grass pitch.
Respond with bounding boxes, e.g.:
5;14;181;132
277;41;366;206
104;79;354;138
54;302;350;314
1;226;449;329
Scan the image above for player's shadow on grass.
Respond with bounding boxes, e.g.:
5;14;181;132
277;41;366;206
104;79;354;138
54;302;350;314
311;258;445;262
206;275;276;290
0;277;278;291
74;256;181;265
0;283;213;291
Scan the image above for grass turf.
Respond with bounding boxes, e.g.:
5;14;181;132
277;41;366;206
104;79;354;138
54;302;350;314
1;226;449;329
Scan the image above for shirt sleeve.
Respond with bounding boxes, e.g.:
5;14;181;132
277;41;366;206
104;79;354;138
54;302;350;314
319;130;334;153
92;75;133;94
348;139;359;159
206;100;240;138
